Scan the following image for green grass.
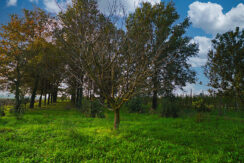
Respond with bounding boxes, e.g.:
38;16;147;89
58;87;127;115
0;102;243;162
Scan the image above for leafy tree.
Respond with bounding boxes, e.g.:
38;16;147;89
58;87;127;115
21;8;52;108
0;8;65;111
0;15;30;112
57;0;156;129
205;27;244;106
126;2;198;110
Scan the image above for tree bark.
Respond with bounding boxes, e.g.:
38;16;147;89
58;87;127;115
51;94;53;104
152;89;158;110
30;77;39;109
237;89;244;109
15;80;21;113
76;87;79;107
71;87;75;104
78;87;83;109
80;86;83;109
114;109;120;130
53;91;57;103
152;69;158;110
39;89;43;108
15;64;21;113
44;93;47;106
53;87;58;103
48;92;50;105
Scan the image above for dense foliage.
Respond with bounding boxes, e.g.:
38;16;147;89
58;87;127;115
205;27;244;107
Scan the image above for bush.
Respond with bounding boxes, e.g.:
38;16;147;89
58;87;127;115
60;94;68;102
161;103;179;118
127;97;149;113
90;100;105;118
0;104;5;117
82;98;105;118
160;98;180;118
192;99;212;112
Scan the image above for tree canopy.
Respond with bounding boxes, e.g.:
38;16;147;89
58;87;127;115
0;0;200;129
205;27;244;105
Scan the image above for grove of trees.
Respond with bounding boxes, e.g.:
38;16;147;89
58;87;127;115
0;0;243;129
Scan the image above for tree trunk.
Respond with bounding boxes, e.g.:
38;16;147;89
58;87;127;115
53;93;56;103
14;63;21;113
114;109;120;130
71;88;76;104
237;89;244;109
30;77;39;109
51;94;53;104
39;89;43;108
53;88;58;103
76;88;79;107
152;89;158;110
44;93;47;106
152;69;158;110
15;80;21;113
48;92;50;105
79;87;83;110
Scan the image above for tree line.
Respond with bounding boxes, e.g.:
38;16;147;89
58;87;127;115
0;0;243;129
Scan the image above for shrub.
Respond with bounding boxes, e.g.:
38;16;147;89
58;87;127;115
127;97;148;113
60;94;68;102
160;98;180;118
0;103;5;117
82;98;105;118
192;99;212;112
90;100;105;118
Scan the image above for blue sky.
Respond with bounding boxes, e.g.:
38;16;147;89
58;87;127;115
0;0;244;95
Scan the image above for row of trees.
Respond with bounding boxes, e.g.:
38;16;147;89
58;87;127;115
0;0;243;129
0;9;65;112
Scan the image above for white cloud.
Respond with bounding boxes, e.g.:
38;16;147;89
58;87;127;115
193;36;212;58
189;36;212;67
188;1;244;35
42;0;72;14
189;57;207;68
174;84;202;96
7;0;17;6
43;0;61;14
97;0;160;16
174;83;209;96
43;0;160;15
29;0;38;3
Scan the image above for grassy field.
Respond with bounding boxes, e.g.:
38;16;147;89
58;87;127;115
0;102;243;162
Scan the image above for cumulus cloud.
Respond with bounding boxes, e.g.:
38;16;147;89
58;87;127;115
189;36;212;67
188;1;244;35
97;0;160;16
42;0;160;15
7;0;17;6
43;0;61;14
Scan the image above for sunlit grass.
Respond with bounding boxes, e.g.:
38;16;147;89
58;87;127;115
0;102;243;162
